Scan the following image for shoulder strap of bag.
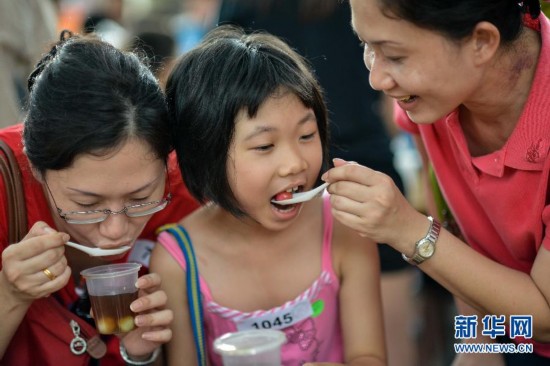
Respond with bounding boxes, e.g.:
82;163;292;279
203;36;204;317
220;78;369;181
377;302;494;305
0;139;27;243
0;140;107;363
158;224;207;366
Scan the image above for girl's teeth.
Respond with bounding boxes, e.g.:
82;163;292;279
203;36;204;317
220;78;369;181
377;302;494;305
275;187;300;201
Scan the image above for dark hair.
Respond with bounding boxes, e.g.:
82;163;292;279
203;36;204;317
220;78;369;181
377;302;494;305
166;25;329;217
24;30;170;176
130;32;175;77
377;0;541;43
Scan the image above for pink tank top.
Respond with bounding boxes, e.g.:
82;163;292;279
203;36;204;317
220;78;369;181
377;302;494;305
157;195;343;365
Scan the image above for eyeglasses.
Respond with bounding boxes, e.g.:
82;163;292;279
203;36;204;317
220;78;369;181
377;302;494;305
45;175;171;225
362;42;375;71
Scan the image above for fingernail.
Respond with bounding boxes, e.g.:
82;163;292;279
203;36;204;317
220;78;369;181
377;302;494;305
62;233;70;242
130;300;142;312
134;315;144;326
321;173;327;181
135;278;145;288
44;226;56;233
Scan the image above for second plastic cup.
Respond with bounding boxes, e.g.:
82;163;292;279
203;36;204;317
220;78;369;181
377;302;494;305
81;262;141;335
213;329;287;366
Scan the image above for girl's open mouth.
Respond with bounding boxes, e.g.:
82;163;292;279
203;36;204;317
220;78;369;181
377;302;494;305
399;95;417;103
271;186;302;211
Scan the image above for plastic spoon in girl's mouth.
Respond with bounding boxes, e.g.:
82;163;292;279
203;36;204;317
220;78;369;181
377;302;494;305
66;241;131;257
271;182;329;205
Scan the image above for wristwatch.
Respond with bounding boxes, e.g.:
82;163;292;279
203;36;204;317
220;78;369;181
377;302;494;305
402;216;441;265
119;344;160;365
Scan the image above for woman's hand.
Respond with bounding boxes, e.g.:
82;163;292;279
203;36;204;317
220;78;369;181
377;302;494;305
120;272;174;359
322;158;427;253
0;221;71;305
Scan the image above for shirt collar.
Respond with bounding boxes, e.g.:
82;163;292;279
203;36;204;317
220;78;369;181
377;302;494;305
501;13;550;172
446;14;550;177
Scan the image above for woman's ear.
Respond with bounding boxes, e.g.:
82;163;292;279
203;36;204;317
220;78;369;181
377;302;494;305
470;21;501;66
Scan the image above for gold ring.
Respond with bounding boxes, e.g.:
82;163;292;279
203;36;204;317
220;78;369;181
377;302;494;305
42;268;56;281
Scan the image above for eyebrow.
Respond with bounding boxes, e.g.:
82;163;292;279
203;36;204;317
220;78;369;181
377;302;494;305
351;26;398;47
67;174;163;197
243;111;316;141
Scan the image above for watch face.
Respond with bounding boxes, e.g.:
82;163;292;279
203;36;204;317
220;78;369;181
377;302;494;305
418;241;434;257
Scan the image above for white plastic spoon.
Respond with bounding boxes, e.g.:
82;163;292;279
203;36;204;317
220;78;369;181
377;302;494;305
271;182;329;205
66;241;131;257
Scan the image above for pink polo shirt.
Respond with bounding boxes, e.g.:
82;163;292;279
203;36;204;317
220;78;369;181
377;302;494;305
396;15;550;357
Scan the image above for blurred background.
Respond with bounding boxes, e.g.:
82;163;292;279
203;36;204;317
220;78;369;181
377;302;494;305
0;0;221;127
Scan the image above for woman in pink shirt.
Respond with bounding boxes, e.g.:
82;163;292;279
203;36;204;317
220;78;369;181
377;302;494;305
323;1;550;365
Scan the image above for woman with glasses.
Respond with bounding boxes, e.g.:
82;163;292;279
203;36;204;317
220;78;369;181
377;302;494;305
0;31;198;365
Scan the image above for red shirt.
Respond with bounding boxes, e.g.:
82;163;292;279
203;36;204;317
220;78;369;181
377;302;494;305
0;123;199;365
395;15;550;357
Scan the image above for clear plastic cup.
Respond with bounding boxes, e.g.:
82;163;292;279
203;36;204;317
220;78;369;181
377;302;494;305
81;263;141;335
213;329;287;366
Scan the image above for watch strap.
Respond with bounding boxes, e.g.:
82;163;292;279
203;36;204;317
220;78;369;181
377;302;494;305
119;344;160;365
402;216;441;265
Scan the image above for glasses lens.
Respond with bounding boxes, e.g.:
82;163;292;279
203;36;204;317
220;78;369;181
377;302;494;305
126;199;169;218
364;44;374;71
63;211;107;224
61;196;170;224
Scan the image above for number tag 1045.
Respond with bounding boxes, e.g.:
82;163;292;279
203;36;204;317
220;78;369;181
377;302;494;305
235;299;314;331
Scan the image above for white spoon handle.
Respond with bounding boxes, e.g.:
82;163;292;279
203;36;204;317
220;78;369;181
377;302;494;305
66;241;131;257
